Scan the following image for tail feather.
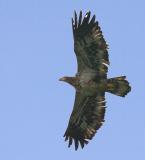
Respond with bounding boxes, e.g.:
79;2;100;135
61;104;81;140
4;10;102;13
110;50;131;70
107;76;131;97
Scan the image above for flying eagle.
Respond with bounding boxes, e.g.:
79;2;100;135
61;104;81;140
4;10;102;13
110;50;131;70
59;11;131;150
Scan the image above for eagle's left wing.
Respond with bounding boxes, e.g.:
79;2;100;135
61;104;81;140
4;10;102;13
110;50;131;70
64;92;106;150
72;11;109;78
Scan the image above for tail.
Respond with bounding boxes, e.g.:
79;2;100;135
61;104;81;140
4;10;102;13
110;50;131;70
107;76;131;97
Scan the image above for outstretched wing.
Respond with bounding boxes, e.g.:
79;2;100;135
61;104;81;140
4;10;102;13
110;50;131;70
72;11;109;78
64;92;106;150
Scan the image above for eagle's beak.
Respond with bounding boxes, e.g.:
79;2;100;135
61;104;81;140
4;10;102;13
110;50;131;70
59;77;66;81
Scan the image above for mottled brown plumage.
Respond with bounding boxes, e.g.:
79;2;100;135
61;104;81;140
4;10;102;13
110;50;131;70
59;11;131;150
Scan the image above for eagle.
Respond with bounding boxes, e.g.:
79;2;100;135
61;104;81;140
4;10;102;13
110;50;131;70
59;11;131;150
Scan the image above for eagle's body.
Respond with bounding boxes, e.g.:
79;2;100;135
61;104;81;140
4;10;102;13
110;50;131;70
59;11;131;150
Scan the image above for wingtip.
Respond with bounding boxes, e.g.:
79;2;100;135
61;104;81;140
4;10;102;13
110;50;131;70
86;10;91;15
90;14;96;24
74;10;77;17
74;10;77;19
72;10;78;29
79;140;84;149
71;17;74;24
68;137;73;148
74;10;77;15
74;139;79;150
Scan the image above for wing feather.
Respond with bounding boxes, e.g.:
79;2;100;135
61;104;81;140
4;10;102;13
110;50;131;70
64;92;106;150
82;11;91;25
74;11;78;29
78;11;82;27
72;11;109;78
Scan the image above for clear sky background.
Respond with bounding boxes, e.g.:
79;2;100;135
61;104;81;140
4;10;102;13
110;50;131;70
0;0;145;159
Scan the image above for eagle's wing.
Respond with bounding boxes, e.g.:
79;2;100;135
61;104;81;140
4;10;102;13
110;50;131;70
72;11;109;78
64;92;106;150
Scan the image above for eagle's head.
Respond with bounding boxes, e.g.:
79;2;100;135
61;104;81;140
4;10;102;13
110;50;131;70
59;76;78;88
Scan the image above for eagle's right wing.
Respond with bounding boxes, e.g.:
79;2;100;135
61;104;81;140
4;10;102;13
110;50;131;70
72;11;109;78
64;91;106;150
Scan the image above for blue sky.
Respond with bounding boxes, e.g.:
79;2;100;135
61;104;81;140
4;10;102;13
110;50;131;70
0;0;145;159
